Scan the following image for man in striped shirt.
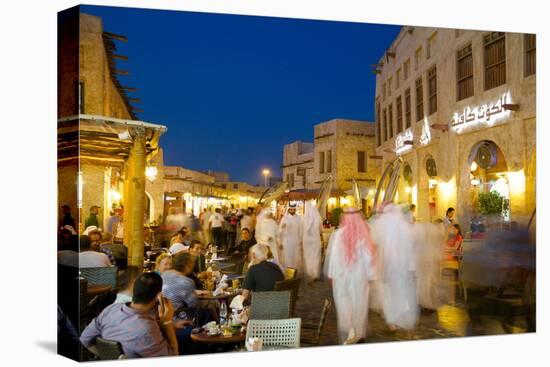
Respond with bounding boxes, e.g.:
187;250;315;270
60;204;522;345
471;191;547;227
80;272;179;358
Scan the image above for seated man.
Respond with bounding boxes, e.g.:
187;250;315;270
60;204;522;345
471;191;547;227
233;228;257;258
88;229;115;264
80;272;179;358
79;235;112;268
168;233;189;255
100;240;128;265
241;244;285;303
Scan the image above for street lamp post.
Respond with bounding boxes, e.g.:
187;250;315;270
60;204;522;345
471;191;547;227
262;169;271;187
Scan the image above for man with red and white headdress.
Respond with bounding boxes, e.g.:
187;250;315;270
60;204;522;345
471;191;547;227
325;208;377;343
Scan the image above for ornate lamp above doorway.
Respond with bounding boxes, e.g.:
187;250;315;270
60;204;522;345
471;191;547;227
145;161;158;183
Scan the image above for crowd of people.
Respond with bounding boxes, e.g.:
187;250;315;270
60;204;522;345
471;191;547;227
58;199;466;359
325;203;463;343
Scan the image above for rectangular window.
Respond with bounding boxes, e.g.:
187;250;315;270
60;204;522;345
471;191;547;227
319;152;325;174
383;82;386;100
326;150;332;173
396;68;401;89
428;66;437;115
404;59;410;80
233;183;239;189
524;34;536;76
396;96;403;133
388;77;392;96
427;32;437;59
415;77;424;122
376;100;381;146
405;88;411;129
455;29;461;38
484;32;506;90
357;151;366;173
289;173;295;188
383;109;387;142
388;103;394;138
415;47;423;70
457;43;474;100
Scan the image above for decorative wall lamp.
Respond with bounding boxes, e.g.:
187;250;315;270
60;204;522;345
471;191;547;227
502;103;519;111
145;161;158;183
431;123;448;132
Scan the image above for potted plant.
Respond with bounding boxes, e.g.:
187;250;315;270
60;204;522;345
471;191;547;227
476;191;509;229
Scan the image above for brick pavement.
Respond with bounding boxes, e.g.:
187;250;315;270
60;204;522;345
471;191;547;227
294;278;533;347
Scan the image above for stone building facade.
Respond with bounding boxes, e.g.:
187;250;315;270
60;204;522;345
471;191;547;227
163;166;264;217
374;26;536;226
282;141;314;190
58;10;166;267
283;119;378;209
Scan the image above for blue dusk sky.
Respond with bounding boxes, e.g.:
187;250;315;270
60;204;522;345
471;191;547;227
80;5;401;185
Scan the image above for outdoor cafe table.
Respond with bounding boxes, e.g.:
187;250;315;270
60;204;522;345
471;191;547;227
210;256;230;262
196;289;242;301
461;242;535;288
190;329;246;345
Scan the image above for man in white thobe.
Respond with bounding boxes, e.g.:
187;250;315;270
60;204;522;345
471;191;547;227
370;203;419;331
302;200;323;282
255;208;282;265
279;203;303;272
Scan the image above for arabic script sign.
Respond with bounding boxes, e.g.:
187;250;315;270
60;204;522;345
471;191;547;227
419;118;431;146
451;93;511;133
395;129;413;154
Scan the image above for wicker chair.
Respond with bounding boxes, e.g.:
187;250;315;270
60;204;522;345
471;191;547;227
80;266;118;288
274;278;301;316
250;291;291;320
86;289;117;323
301;298;332;346
246;318;301;348
95;337;125;360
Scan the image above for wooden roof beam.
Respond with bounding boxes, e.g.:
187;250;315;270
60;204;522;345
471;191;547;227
112;54;128;61
103;31;128;42
122;86;138;92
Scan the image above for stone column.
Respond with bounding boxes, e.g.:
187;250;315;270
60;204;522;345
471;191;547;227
124;127;147;267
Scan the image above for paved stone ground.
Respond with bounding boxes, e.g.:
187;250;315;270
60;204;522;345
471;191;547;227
294;277;534;348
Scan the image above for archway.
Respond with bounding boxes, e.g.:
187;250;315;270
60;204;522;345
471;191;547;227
423;154;439;223
467;140;510;224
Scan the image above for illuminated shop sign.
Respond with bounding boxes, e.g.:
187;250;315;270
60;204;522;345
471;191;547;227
451;92;512;133
419;117;431;146
395;129;413;154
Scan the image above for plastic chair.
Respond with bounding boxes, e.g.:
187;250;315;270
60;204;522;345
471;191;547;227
301;298;332;345
95;337;125;360
246;318;301;348
285;267;298;280
274;278;301;316
250;291;291;320
80;266;118;288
